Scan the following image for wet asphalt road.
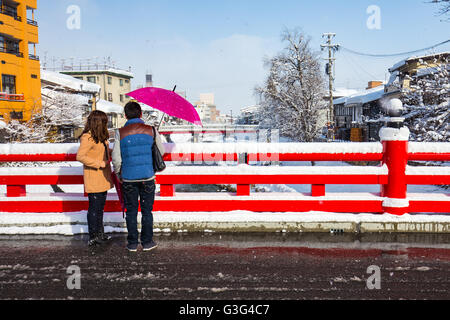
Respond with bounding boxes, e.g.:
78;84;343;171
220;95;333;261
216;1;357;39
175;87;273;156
0;233;449;301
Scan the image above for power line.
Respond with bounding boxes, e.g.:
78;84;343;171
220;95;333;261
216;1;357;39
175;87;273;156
340;39;450;58
341;52;381;80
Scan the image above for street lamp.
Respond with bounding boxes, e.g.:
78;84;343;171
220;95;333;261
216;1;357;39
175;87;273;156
385;98;404;129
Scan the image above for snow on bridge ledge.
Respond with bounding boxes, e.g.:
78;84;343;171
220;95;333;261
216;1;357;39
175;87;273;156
0;165;388;176
0;142;384;156
0;143;80;155
164;142;384;155
408;142;450;154
0;142;449;157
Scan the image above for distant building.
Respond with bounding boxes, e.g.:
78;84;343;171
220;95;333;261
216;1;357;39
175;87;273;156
333;81;386;141
40;70;124;137
237;105;261;125
59;65;134;106
194;93;218;123
216;113;233;124
321;88;359;130
0;0;41;123
145;74;153;87
386;52;450;96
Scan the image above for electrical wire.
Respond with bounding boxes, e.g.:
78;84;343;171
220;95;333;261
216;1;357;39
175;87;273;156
341;52;381;80
340;39;450;58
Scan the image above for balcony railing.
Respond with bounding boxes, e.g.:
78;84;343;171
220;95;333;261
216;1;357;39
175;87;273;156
0;7;22;22
0;93;25;101
0;47;24;58
27;19;38;27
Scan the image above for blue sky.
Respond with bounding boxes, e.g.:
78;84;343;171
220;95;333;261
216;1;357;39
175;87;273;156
36;0;450;114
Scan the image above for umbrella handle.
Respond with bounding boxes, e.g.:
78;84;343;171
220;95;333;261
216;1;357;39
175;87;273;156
157;112;165;130
157;85;176;129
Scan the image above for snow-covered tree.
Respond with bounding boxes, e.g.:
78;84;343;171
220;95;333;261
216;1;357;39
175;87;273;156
3;89;87;143
401;57;449;142
255;29;327;142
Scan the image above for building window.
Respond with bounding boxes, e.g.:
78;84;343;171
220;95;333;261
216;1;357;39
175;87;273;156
119;79;124;86
125;79;129;84
87;76;96;83
107;76;112;85
10;111;23;120
2;74;16;94
120;94;124;103
108;93;113;102
74;76;83;80
0;35;20;56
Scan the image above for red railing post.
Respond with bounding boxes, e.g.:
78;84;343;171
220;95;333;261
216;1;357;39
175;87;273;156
311;184;326;197
7;185;26;197
380;99;410;215
160;184;174;197
237;153;251;196
236;184;250;196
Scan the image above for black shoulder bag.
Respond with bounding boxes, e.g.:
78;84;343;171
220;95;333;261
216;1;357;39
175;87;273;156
152;127;166;172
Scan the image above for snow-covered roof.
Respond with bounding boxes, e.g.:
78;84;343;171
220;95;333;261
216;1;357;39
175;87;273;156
41;88;123;114
62;68;134;79
240;105;261;114
332;88;359;98
334;86;385;106
415;64;450;77
388;52;450;73
41;69;101;94
96;99;124;114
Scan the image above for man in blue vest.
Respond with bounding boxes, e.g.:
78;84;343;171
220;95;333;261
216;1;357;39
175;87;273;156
112;102;165;252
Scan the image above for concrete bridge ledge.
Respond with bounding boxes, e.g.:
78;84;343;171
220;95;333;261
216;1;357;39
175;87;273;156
0;213;449;234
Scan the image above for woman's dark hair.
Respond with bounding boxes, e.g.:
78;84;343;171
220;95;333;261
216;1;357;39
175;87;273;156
80;110;109;144
124;101;142;119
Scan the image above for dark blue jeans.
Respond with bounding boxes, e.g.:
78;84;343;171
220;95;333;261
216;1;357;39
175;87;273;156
122;180;156;246
87;191;107;240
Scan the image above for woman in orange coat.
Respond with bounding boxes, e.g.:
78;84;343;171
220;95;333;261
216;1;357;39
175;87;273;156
76;110;114;246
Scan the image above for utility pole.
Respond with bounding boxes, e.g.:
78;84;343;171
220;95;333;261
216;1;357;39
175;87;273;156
321;33;340;140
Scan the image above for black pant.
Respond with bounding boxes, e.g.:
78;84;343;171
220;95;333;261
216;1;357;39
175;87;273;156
87;192;107;240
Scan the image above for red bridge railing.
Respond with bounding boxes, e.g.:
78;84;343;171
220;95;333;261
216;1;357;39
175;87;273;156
0;139;449;215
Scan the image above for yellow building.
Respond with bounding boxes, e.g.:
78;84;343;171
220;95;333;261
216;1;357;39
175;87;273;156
0;0;41;122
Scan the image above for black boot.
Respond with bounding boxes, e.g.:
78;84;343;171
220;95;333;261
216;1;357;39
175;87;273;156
97;226;112;242
88;236;101;247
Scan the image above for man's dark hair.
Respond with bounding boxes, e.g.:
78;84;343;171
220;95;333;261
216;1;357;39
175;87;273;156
124;101;142;119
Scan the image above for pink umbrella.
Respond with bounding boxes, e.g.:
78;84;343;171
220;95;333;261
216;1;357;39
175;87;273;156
126;87;202;127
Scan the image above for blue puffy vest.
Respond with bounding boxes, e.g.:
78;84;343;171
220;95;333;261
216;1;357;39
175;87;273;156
119;118;155;181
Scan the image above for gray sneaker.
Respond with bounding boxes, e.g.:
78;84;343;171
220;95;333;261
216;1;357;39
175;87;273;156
142;241;158;252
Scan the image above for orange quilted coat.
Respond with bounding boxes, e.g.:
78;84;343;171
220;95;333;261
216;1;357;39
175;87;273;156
76;133;114;194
